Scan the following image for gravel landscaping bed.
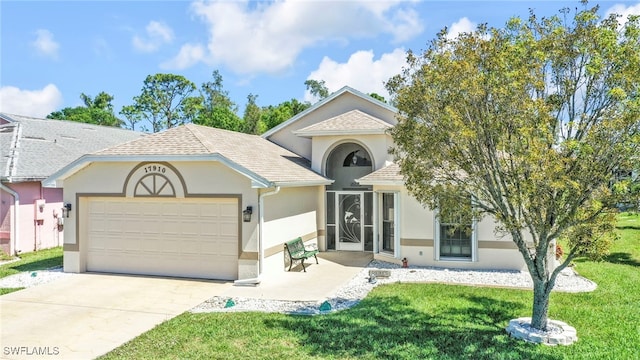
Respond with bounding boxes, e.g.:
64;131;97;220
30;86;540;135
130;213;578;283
0;266;74;288
191;260;597;315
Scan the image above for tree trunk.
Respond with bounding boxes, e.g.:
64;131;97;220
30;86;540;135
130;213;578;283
531;278;552;331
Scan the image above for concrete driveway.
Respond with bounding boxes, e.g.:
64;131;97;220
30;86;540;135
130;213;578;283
0;273;231;360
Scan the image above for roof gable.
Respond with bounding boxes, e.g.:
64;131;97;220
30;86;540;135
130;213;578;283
262;86;397;139
261;86;398;160
293;109;393;137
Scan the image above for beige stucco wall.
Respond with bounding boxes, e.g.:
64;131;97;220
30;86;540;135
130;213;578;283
60;160;261;278
372;185;526;271
266;92;397;159
261;186;322;275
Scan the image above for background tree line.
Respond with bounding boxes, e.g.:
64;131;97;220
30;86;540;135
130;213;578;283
47;74;385;135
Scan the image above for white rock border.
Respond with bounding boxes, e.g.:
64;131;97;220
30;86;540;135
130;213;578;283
506;317;578;345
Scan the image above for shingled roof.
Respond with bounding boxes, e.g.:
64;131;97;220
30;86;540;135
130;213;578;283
357;163;404;185
0;113;145;182
84;124;330;187
293;109;392;137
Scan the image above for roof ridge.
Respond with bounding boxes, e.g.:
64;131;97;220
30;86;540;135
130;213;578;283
345;109;392;126
3;122;21;180
184;124;215;153
186;123;267;153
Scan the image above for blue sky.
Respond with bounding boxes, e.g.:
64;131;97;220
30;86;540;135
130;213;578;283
1;1;639;122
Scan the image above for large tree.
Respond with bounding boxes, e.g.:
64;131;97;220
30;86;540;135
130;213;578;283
121;73;198;133
242;93;264;134
193;70;242;132
47;92;123;127
387;4;639;332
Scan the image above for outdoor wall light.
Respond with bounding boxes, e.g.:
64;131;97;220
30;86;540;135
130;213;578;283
62;203;72;218
243;206;253;222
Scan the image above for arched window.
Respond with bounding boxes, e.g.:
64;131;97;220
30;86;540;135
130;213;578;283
134;173;176;197
326;143;373;191
342;150;372;167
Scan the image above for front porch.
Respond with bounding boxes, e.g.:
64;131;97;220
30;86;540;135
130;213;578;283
224;252;373;302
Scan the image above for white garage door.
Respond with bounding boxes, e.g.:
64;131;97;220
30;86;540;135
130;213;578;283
85;197;238;280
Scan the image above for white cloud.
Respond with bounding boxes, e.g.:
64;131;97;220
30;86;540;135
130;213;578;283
132;21;174;53
0;84;63;118
182;0;422;74
160;43;206;70
605;3;640;26
386;7;423;43
31;29;60;59
446;17;477;40
305;48;407;102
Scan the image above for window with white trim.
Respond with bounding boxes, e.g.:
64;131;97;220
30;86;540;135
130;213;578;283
434;194;477;261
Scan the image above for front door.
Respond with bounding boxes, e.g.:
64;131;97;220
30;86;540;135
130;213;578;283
338;192;363;251
330;191;373;251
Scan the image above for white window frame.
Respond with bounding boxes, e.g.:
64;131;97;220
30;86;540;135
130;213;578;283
434;209;477;262
373;191;400;258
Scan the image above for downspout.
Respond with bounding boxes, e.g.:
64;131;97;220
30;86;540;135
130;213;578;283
1;183;19;256
233;186;280;286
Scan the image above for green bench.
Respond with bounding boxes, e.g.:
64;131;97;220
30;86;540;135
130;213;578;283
284;237;319;272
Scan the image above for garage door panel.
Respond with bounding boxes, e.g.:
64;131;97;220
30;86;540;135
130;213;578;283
87;235;106;251
106;236;125;251
220;201;237;212
161;220;181;236
220;222;238;236
123;238;141;252
180;239;202;254
88;217;106;232
180;222;199;236
86;197;239;280
158;238;178;253
161;202;180;215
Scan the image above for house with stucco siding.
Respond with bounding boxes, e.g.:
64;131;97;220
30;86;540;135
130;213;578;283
44;87;533;282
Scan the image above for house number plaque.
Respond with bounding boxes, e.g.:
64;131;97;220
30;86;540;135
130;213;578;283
143;164;167;174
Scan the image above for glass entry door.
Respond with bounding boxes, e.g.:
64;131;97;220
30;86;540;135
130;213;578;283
338;192;363;251
326;191;373;251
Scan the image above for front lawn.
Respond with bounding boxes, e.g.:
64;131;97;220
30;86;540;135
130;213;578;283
0;247;63;295
102;215;639;359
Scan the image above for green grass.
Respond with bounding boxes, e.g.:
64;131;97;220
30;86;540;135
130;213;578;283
0;247;63;295
93;217;636;358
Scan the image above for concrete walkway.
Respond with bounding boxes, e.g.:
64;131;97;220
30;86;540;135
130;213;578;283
0;274;231;360
221;252;373;301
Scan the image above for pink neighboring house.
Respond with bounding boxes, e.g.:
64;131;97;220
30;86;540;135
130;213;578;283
0;113;145;255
